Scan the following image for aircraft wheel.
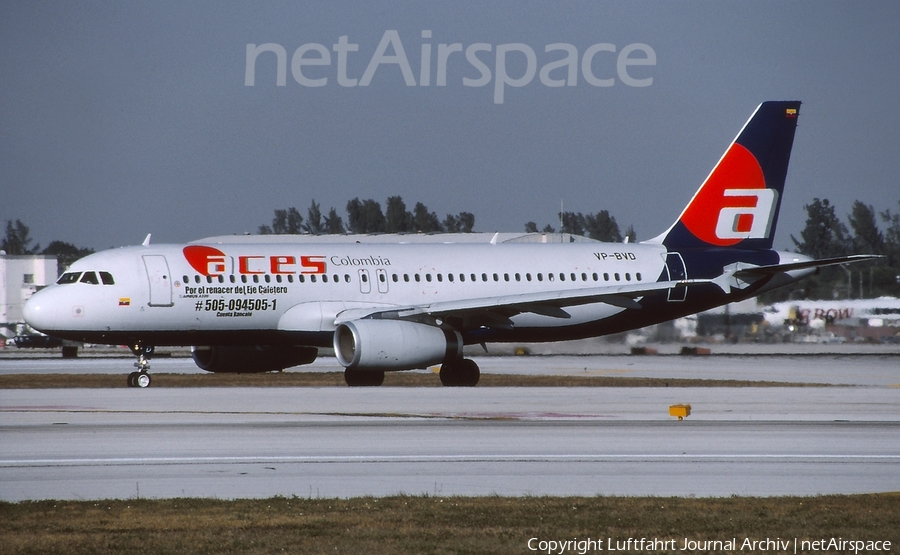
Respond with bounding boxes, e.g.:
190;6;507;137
344;368;384;387
440;359;479;387
439;361;459;386
135;372;152;388
460;358;480;386
127;371;138;387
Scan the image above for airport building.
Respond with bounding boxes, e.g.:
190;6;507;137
0;253;57;341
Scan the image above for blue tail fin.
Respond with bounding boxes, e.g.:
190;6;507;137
652;101;801;250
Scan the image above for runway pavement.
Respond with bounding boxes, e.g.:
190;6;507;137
1;353;899;500
2;350;899;386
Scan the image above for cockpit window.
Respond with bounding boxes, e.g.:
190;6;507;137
99;271;115;285
58;272;82;284
80;271;99;285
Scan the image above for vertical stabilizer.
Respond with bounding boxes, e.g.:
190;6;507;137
649;101;801;250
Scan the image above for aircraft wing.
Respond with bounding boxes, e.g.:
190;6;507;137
334;278;706;326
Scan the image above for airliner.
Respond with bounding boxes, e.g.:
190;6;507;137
23;101;878;387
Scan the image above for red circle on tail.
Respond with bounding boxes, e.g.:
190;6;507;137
679;143;766;246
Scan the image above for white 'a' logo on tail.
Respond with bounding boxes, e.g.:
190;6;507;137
714;189;779;240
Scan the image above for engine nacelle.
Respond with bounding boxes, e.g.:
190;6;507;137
191;345;318;373
334;320;462;371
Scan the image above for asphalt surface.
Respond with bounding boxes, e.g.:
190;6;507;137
1;351;898;500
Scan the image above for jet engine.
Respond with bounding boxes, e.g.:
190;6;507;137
191;345;318;373
334;320;462;371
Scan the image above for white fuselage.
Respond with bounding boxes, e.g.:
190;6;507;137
24;240;682;344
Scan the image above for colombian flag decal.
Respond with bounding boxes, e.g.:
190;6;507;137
785;108;797;118
119;298;131;306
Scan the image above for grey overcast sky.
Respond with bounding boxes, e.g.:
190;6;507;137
2;1;899;251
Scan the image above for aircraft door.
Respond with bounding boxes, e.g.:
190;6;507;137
665;252;687;302
143;255;174;307
358;269;371;294
376;268;389;294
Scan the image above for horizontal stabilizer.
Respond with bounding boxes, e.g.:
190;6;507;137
733;254;884;280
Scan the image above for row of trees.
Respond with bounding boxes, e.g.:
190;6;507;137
258;198;475;235
1;220;94;274
258;197;633;242
6;196;899;299
525;211;634;243
775;199;900;300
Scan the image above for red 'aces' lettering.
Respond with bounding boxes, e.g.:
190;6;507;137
301;255;326;274
270;256;295;274
183;245;227;276
184;246;327;276
238;256;265;274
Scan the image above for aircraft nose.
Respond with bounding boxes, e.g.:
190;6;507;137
23;289;57;332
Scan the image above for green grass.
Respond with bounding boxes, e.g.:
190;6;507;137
1;495;898;554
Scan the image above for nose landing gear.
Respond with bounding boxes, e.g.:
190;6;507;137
127;344;154;388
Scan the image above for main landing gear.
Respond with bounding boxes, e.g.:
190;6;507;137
439;358;480;387
342;358;480;387
344;368;385;387
127;344;154;388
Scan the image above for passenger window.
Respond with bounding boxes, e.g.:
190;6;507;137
426;274;432;282
99;272;115;285
392;274;399;283
253;275;259;283
437;274;443;282
503;273;509;282
322;275;329;283
492;273;499;281
572;273;577;282
276;275;282;283
344;274;351;283
182;275;189;284
636;272;642;281
80;272;99;285
526;273;532;281
581;273;587;282
196;275;202;284
404;274;410;282
515;273;521;282
379;273;386;283
299;275;306;283
614;273;620;281
229;275;236;283
603;273;609;281
415;274;421;282
625;273;631;281
460;274;466;282
264;275;271;283
481;273;488;282
218;275;224;283
447;274;454;282
592;273;598;281
57;272;82;284
288;275;294;283
471;274;477;282
559;273;565;281
537;273;543;282
240;275;247;283
548;273;555;282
